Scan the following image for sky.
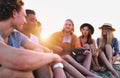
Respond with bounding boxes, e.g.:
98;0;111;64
24;0;120;40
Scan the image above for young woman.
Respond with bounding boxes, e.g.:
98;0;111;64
97;23;119;64
96;23;119;76
78;23;103;71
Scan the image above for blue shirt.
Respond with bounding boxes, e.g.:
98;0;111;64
97;37;120;55
8;30;29;48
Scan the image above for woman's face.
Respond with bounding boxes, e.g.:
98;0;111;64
63;20;73;32
81;26;89;36
102;27;108;36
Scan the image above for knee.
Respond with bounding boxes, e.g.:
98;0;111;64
84;51;92;58
89;51;92;55
105;44;112;49
62;55;71;61
88;52;93;59
88;51;92;56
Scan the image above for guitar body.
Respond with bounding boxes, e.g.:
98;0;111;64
60;42;72;56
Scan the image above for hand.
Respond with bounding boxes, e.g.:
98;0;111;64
52;53;62;63
111;56;117;64
54;46;63;53
83;50;90;55
43;47;53;53
83;44;90;49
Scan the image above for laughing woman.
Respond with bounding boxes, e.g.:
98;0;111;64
97;23;119;76
78;23;103;71
97;23;120;64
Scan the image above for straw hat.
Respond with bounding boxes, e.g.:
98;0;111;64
99;23;115;31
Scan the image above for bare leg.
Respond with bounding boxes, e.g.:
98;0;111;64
82;52;92;70
92;57;101;71
90;45;101;68
34;64;53;78
91;57;96;66
93;56;100;67
62;55;98;77
64;71;74;78
99;52;118;76
53;67;66;78
62;59;85;78
105;44;113;64
92;49;103;71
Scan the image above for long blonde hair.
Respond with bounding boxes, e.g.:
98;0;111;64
99;29;114;48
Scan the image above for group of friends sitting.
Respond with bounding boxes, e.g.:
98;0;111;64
0;0;119;78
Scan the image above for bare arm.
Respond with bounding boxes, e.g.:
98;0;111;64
0;42;62;71
22;41;51;52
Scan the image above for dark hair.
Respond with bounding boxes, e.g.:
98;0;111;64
80;23;94;44
37;21;41;27
81;31;93;44
80;23;94;34
25;9;36;15
86;33;92;44
0;0;24;21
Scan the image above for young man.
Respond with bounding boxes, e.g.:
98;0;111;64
0;0;63;78
17;9;65;78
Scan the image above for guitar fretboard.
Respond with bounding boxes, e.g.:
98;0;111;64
63;48;90;55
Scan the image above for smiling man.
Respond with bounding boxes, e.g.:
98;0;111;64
0;0;62;78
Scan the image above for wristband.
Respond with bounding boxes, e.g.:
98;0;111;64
53;63;64;69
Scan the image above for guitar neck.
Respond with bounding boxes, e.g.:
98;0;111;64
63;48;90;55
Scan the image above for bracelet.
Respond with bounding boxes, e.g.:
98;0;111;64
53;63;64;69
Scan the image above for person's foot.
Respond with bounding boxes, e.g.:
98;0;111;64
99;66;106;71
92;65;99;71
92;65;105;71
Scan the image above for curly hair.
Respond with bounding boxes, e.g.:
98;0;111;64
0;0;24;21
